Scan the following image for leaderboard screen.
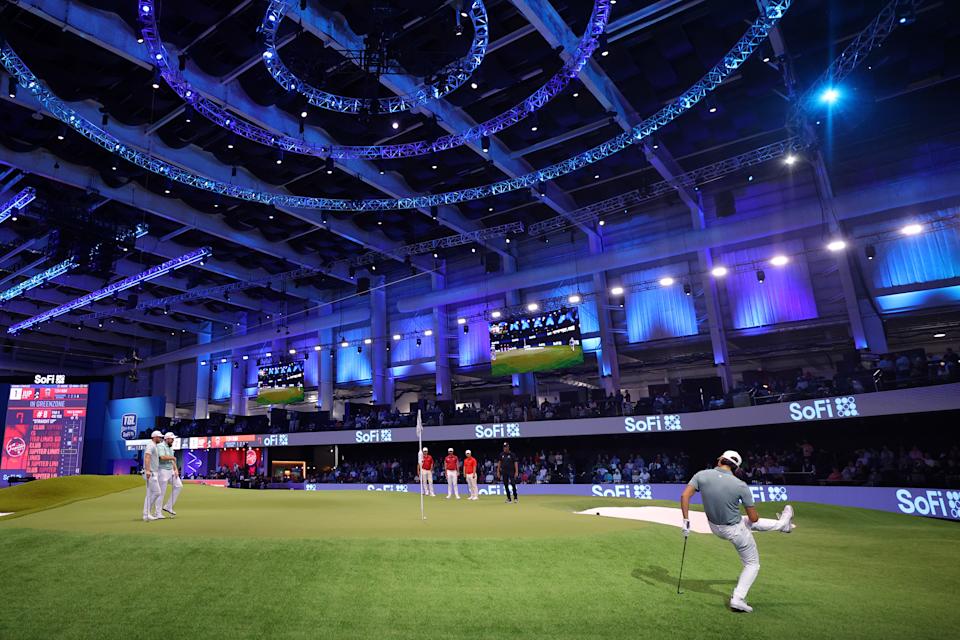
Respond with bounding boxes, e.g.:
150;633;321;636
1;384;89;485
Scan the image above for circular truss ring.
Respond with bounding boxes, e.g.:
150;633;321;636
261;0;489;115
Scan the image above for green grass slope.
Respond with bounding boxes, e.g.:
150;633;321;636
0;475;142;519
1;480;959;639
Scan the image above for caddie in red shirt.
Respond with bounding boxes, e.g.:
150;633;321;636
444;447;461;500
418;447;435;496
463;449;479;500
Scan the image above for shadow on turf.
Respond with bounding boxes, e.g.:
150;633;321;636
632;565;733;597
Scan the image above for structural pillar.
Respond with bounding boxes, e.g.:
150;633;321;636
432;266;452;401
503;255;537;397
229;313;248;416
162;338;179;418
588;234;622;395
194;321;211;419
370;275;389;404
318;305;334;412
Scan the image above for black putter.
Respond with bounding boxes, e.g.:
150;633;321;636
677;535;688;595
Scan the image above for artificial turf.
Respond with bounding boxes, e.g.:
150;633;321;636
1;477;958;639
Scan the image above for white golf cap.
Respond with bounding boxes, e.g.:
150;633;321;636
150;430;163;438
422;447;428;452
448;447;454;452
466;449;471;455
164;432;176;439
720;450;742;468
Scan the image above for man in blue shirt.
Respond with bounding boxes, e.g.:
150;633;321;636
680;450;795;613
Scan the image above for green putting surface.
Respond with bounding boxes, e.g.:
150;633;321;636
491;344;584;376
1;477;958;639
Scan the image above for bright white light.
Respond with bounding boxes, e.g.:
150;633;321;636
784;154;797;165
265;352;272;357
300;110;308;118
708;106;717;113
392;334;401;341
568;294;582;304
826;239;847;252
610;286;624;296
901;223;922;236
457;317;467;325
289;348;296;355
340;340;349;348
491;310;502;319
770;255;790;267
470;82;478;90
934;333;946;338
313;345;321;351
659;277;675;287
364;338;372;345
598;219;605;226
526;302;539;312
711;266;728;277
242;355;249;360
424;329;434;336
819;87;840;104
220;358;227;364
262;51;273;60
391;121;399;130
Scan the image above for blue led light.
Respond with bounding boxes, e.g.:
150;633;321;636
0;187;36;223
137;0;612;159
819;87;840;104
0;1;790;211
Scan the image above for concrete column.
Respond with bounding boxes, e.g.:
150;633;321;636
502;256;536;396
194;321;211;419
370;275;388;404
318;306;334;412
432;266;452;401
229;313;248;416
690;197;732;392
588;234;622;395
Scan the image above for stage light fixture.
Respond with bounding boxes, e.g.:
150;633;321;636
392;333;401;341
220;358;227;364
598;219;605;226
364;338;372;345
463;324;469;334
242;355;249;360
756;269;765;283
610;286;624;296
357;345;363;353
471;82;478;90
289;348;296;354
324;157;334;174
457;317;467;325
481;136;489;153
491;310;502;319
865;245;876;260
526;302;539;312
711;266;728;277
658;277;674;287
314;345;322;351
7;78;16;98
770;255;789;266
568;294;582;304
819;87;840;105
340;338;349;347
901;223;922;236
783;154;797;165
934;333;946;338
200;360;207;366
424;329;434;337
826;239;847;252
266;351;272;357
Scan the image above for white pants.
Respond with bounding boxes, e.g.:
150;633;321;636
420;469;435;495
709;516;784;600
465;472;478;498
446;470;459;497
143;473;161;517
157;468;182;512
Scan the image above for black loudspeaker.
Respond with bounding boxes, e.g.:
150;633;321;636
356;277;370;294
714;190;736;218
484;252;501;274
125;294;139;309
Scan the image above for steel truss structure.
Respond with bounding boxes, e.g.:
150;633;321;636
138;0;609;160
260;0;488;115
8;246;210;334
349;221;524;267
0;186;36;223
1;1;788;211
788;0;924;131
528;137;802;236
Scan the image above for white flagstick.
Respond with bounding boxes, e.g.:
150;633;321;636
416;410;425;521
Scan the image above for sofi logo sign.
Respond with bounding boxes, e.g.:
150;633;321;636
355;429;393;443
749;486;789;502
475;423;521;439
366;484;408;492
624;415;682;433
896;489;960;519
788;397;859;422
261;434;289;447
591;484;654;499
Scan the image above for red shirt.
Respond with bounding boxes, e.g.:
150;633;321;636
444;454;459;471
464;457;477;474
420;454;434;471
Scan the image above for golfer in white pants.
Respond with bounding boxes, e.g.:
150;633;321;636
444;448;460;499
418;448;435;496
680;450;794;613
464;449;479;500
142;431;163;521
156;432;183;517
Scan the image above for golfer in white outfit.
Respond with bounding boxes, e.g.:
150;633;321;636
680;450;795;613
156;432;183;517
142;431;163;521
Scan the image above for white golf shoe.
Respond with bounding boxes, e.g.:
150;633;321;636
777;505;795;533
143;514;157;522
153;512;165;519
729;597;753;613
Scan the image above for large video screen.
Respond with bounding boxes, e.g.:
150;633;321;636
256;361;305;406
1;384;89;484
490;307;584;376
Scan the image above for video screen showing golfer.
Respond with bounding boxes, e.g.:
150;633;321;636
680;450;795;613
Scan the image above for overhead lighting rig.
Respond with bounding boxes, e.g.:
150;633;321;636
0;187;37;224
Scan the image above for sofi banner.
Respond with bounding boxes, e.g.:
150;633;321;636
286;483;960;522
124;384;960;452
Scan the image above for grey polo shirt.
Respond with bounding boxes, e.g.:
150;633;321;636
688;467;754;526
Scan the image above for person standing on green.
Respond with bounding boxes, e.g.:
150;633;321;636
142;430;163;521
156;432;182;518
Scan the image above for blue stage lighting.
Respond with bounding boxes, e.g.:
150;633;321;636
819;87;840;104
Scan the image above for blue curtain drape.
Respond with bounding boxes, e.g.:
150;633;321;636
623;264;698;342
390;315;435;364
870;214;960;288
336;327;372;383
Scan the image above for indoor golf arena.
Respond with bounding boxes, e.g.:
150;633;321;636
0;0;958;638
